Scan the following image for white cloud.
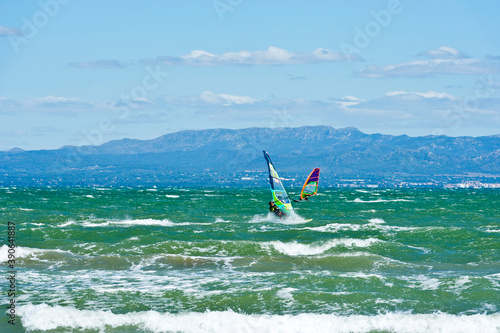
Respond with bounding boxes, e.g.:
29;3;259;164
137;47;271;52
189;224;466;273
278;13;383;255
145;46;360;66
164;91;258;107
357;47;500;78
0;97;21;108
211;92;258;105
419;46;466;59
68;60;126;69
357;58;500;78
334;96;365;108
384;90;457;100
33;96;94;109
0;25;22;36
2;90;500;148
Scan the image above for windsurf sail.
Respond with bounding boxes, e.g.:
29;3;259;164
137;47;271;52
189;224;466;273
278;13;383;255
300;168;320;200
263;151;294;215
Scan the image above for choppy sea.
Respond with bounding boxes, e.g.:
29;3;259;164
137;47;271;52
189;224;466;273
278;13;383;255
1;187;499;332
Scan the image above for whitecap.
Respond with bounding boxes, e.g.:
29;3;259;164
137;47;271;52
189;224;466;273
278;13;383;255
305;223;362;233
17;304;500;333
276;287;296;300
353;198;412;203
59;220;76;227
0;245;68;262
368;218;386;224
265;238;381;256
110;219;176;227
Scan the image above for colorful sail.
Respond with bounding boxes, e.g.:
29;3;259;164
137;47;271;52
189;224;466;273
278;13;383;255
263;151;294;214
300;168;320;200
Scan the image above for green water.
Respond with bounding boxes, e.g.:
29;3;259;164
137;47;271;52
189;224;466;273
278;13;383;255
1;187;499;332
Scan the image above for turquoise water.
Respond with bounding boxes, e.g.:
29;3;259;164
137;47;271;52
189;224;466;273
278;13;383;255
1;187;499;332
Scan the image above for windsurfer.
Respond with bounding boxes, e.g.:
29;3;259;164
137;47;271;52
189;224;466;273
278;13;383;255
269;201;284;218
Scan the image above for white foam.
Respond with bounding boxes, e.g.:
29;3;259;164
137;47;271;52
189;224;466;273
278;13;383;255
81;221;110;227
59;220;76;227
281;212;313;224
368;218;386;224
305;223;362;233
165;194;180;198
404;275;442;291
0;245;41;262
18;304;500;333
110;219;176;227
353;198;412;203
340;272;386;280
276;287;296;300
248;212;311;224
266;238;381;256
80;218;191;227
248;213;277;223
480;226;500;233
0;245;68;262
450;276;472;294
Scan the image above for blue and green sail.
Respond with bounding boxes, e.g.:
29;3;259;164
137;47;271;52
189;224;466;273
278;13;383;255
263;151;294;215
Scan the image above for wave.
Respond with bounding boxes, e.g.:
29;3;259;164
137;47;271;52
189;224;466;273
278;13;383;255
0;245;68;262
248;212;311;225
78;218;201;227
165;194;180;198
265;238;381;256
107;218;177;227
353;198;413;203
305;219;421;234
18;304;500;333
480;227;500;233
368;218;385;224
59;220;76;227
305;223;363;233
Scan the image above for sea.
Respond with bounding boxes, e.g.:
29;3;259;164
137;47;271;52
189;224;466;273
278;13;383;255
1;187;499;333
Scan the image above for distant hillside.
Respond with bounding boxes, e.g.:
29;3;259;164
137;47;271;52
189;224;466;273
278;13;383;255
1;126;499;186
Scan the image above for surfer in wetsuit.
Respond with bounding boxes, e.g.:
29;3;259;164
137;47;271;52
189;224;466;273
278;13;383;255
292;196;309;202
269;201;284;218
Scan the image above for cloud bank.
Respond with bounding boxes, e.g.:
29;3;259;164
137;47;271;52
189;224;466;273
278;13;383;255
142;46;361;66
357;46;500;78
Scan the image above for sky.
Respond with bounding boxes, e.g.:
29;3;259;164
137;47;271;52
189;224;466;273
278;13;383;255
1;0;500;150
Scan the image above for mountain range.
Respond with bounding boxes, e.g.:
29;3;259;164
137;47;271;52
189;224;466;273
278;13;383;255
1;126;499;186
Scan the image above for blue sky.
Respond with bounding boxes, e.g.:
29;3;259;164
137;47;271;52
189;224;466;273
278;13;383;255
1;0;500;150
